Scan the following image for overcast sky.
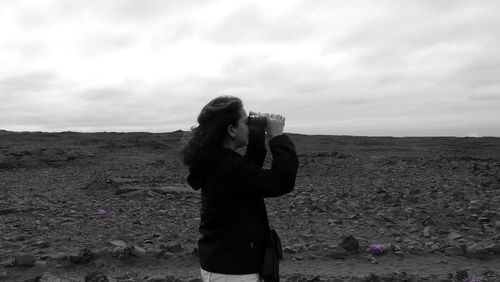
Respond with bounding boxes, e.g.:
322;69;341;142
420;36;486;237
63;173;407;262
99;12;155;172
1;0;499;136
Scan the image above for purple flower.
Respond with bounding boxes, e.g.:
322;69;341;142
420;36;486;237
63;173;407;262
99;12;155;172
465;274;485;282
98;208;106;215
370;244;384;254
62;219;73;225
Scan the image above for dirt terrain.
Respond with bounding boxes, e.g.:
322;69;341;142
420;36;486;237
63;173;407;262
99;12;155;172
1;130;500;281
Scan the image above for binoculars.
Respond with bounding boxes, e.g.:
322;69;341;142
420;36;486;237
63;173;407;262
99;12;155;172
247;112;267;129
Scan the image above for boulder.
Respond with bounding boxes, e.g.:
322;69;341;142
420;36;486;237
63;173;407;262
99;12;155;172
340;235;359;253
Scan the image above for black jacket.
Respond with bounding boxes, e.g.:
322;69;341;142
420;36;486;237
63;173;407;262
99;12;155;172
187;128;299;274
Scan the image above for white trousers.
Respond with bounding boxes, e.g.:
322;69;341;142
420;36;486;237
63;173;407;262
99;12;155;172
200;268;263;282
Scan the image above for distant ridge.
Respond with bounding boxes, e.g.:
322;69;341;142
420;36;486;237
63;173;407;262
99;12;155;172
0;129;498;138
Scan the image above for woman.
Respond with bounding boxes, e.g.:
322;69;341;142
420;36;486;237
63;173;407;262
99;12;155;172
179;96;299;281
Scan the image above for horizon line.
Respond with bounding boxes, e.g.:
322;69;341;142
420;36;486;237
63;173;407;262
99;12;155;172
0;129;498;138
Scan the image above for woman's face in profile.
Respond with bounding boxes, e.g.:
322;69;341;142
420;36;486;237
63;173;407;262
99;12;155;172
233;108;249;148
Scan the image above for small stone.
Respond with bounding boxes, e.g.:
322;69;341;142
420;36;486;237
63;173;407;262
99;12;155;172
160;251;175;260
478;217;490;223
112;246;134;258
465;243;489;260
14;255;35;267
292;255;304;261
447;231;462;241
423;226;431;238
495;221;500;229
32;240;50;248
455;269;468;281
146;275;169;282
0;208;16;215
69;248;93;264
283;246;298;254
35;260;48;267
0;259;14;268
368;256;378;264
160;242;183;253
422;216;436;226
39;272;62;282
108;240;128;248
131;245;146;257
50;252;69;261
485;243;500;254
308;243;329;251
84;271;109;282
307;254;319;260
191;247;199;257
444;245;464;256
93;248;111;259
187;278;202;282
394;245;404;256
4;235;26;242
431;243;441;252
325;246;348;260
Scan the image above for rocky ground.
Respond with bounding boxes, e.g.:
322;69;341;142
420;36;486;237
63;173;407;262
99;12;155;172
1;130;500;282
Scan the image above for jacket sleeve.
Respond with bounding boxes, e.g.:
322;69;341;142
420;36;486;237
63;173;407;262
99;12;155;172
244;126;267;168
232;134;299;198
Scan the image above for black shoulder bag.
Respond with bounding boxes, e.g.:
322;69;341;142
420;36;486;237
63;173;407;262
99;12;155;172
260;229;283;282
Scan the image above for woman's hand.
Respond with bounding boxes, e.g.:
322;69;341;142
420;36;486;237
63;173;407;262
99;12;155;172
264;113;285;139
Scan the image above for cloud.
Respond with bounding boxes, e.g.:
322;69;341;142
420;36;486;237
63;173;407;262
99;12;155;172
1;0;499;136
209;2;316;44
76;30;137;56
0;71;58;95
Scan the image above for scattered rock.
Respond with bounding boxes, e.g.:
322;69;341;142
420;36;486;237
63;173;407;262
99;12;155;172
85;271;109;282
368;256;378;264
39;272;62;282
325;246;347;260
31;240;50;248
109;240;128;248
455;269;469;281
82;178;120;193
14;255;35;267
447;231;462;241
191;247;199;257
160;242;183;253
0;208;17;215
111;246;134;258
131;245;147;257
465;243;489;260
69;248;94;264
422;216;436;226
160;252;175;260
485;243;500;254
146;275;174;282
292;255;304;261
284;246;298;254
478;217;490;223
50;252;69;261
340;235;359;253
4;235;26;242
422;226;431;237
444;245;465;256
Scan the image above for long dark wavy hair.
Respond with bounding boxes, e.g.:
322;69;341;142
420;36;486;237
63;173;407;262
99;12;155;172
179;95;243;169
